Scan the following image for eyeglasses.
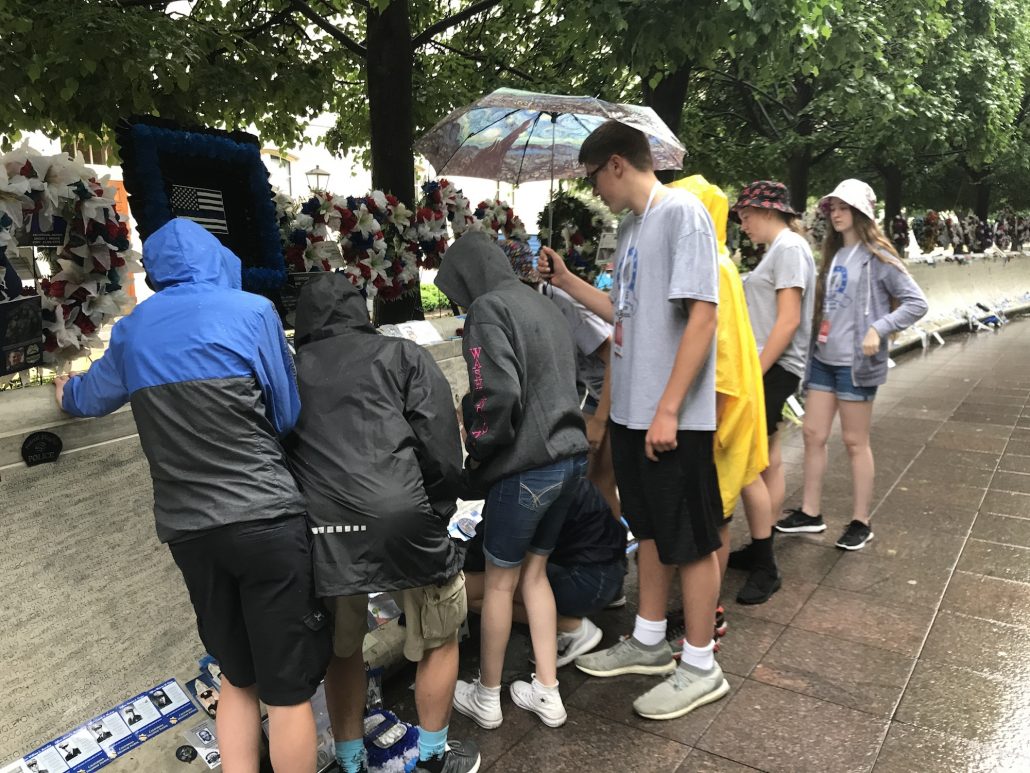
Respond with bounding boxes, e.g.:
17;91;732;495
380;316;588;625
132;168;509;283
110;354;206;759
584;157;612;190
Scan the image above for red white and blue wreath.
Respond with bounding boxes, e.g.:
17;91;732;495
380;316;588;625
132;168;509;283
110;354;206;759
0;144;138;373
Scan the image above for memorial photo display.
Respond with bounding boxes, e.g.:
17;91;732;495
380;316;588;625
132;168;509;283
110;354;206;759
116;116;287;294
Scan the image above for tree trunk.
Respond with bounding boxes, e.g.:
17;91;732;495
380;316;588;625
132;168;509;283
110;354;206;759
785;78;814;211
881;163;903;229
973;173;992;222
367;0;423;323
641;66;690;184
786;148;811;213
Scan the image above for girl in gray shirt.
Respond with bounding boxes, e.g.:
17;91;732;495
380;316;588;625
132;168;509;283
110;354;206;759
728;180;816;605
776;179;927;552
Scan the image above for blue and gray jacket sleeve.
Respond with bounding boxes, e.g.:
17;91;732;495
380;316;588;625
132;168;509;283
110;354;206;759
63;325;130;417
251;303;301;438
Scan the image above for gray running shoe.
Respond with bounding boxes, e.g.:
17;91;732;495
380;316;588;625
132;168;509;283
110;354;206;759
575;636;676;677
556;618;603;668
632;661;730;720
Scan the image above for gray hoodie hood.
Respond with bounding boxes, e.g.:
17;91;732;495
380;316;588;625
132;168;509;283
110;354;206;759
434;231;521;308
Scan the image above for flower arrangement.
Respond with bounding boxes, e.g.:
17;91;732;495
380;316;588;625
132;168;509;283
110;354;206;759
339;191;419;301
921;210;941;253
472;197;528;241
537;190;613;282
275;179;532;298
274;188;419;301
0;144;138;370
802;207;827;250
417;179;474;269
283;191;346;273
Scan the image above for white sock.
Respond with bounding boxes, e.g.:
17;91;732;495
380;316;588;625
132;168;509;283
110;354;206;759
533;675;560;691
680;639;715;671
632;615;667;646
476;680;501;701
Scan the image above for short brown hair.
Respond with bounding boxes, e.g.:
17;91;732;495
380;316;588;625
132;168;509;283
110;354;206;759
579;120;653;172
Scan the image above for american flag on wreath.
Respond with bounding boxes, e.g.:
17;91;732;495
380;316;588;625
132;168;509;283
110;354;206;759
169;185;228;235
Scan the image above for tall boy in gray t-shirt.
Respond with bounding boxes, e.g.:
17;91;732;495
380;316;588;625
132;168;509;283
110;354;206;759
539;120;729;721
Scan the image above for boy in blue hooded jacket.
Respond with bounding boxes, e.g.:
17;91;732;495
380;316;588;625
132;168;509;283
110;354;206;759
55;218;330;773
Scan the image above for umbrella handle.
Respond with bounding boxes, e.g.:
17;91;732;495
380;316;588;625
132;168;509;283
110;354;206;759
547;113;557;250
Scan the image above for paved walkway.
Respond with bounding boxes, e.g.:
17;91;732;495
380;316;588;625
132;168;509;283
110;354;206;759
386;321;1030;772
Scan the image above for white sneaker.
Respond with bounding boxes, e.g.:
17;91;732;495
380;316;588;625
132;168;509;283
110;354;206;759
510;674;567;728
556;618;603;668
452;678;503;730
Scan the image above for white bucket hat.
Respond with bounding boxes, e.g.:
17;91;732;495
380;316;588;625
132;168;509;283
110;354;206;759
818;179;877;221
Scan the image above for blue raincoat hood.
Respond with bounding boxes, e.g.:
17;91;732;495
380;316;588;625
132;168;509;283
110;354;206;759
143;218;242;291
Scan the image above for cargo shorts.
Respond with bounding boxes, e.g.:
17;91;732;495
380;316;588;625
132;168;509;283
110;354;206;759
332;572;467;662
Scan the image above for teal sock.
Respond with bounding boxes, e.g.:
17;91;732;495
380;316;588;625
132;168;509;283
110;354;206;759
418;725;448;761
335;738;366;773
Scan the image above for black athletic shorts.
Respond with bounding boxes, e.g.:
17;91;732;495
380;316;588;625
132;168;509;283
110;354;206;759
764;364;801;436
609;422;723;565
170;515;331;706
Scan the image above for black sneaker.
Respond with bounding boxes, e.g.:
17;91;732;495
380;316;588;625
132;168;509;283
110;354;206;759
835;520;874;551
736;566;782;605
413;740;481;773
775;508;827;534
727;542;758;571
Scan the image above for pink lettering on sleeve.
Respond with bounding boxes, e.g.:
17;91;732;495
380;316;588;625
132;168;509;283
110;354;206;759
468;346;489;439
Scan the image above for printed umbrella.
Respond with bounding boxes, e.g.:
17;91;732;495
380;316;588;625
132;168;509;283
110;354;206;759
415;88;685;243
416;88;686;185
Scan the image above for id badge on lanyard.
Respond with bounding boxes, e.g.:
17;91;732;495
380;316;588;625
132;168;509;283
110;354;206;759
613;245;637;358
613;184;660;358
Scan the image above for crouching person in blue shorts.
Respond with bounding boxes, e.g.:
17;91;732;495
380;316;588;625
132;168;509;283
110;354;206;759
285;274;480;773
463;478;628;666
56;219;331;773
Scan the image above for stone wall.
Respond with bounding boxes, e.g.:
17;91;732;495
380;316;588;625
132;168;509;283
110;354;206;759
3;254;1029;760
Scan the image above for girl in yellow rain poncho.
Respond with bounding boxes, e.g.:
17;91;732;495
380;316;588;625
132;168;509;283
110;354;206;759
666;176;776;606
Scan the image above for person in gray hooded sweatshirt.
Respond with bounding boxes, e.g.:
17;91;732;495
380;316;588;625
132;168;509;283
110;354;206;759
435;231;589;730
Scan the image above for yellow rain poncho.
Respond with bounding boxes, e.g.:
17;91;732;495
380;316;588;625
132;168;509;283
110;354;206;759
668;175;768;517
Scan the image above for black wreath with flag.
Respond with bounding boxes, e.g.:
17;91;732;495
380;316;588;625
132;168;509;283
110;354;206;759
116;116;287;292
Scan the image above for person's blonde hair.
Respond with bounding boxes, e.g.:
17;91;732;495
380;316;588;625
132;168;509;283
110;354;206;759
812;206;906;331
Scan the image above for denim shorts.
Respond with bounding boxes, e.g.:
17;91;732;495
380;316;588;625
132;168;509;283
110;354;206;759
807;357;878;402
547;559;625;618
483;454;588;568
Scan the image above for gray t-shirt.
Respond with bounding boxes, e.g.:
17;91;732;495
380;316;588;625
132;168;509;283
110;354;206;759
817;244;866;366
610;188;719;431
543;283;609;399
743;228;816;377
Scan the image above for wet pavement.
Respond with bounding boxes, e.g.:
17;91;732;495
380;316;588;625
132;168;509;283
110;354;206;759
385;321;1030;772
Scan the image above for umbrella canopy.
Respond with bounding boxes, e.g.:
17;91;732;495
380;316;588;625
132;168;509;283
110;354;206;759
415;88;685;185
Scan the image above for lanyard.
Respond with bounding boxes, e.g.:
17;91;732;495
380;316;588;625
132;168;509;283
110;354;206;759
615;182;662;316
829;244;862;277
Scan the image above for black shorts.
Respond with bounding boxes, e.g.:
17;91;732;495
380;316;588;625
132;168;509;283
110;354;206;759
170;515;331;706
764;364;801;436
609;422;723;565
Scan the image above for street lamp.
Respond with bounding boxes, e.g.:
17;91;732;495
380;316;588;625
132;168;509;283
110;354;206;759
305;165;330;191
